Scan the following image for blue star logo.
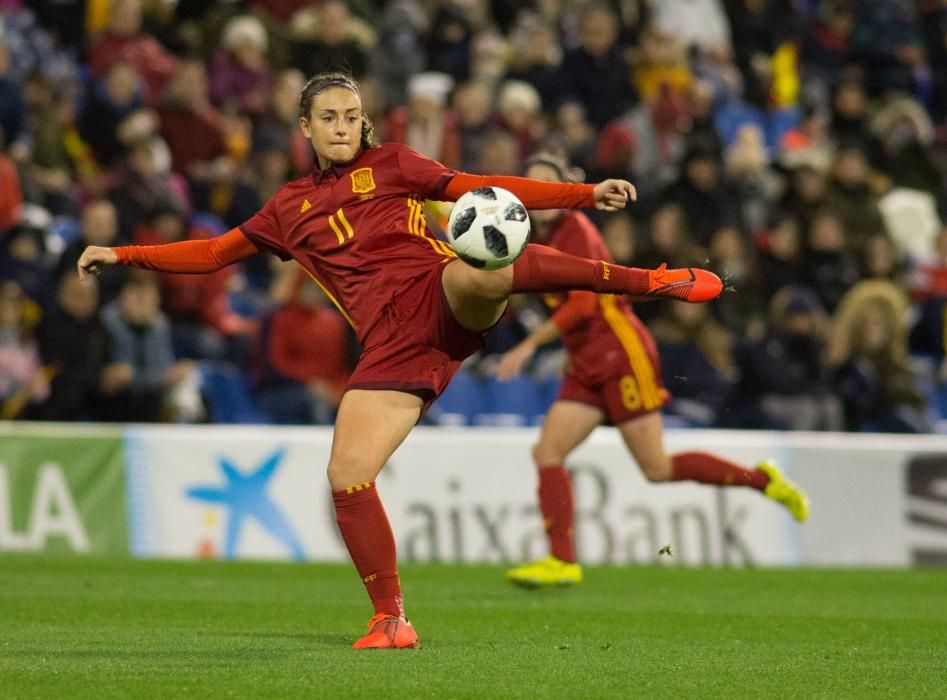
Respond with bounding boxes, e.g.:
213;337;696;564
185;448;305;561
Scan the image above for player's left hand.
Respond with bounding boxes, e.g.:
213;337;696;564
496;341;536;381
593;179;636;211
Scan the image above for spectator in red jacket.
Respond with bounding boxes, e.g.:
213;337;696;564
254;270;354;425
86;0;177;106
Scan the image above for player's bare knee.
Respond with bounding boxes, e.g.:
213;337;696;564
327;453;372;491
463;265;512;302
533;442;565;467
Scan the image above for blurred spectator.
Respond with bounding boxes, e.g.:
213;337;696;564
132;201;250;361
0;280;49;419
631;26;692;105
290;0;370;79
34;272;108;421
801;0;855;91
505;15;562;112
829;280;932;432
86;0;177;106
636;202;705;271
0;4;76;83
650;299;734;425
0;43;27;155
107;136;187;239
0;220;54;306
558;4;636;128
722;286;842;430
907;226;947;364
910;226;947;303
803;208;861;312
852;0;925;98
453;80;494;172
651;0;733;58
666;144;744;246
254;69;311;177
56;200;128;305
756;212;804;302
0;142;22;234
78;61;154;168
428;2;473;82
371;0;429;109
723;0;798;108
157;59;229;182
253;272;354;424
554;101;598;178
708;225;760;331
99;273;200;423
477;129;520;175
384;72;460;168
859;232;904;285
724;123;782;235
601;212;636;266
825;145;886;251
781;161;829;231
496;80;543;162
870;97;942;197
830;79;871;147
209;15;272;116
21;71;77;215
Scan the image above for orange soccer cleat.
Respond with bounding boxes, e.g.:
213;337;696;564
645;264;723;303
352;614;420;650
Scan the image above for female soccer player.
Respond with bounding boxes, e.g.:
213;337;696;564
499;153;810;589
78;73;723;649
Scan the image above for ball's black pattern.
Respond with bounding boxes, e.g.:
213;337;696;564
456;250;488;268
450;206;477;239
504;202;527;222
482;225;509;257
470;187;497;200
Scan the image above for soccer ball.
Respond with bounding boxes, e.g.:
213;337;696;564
446;187;530;270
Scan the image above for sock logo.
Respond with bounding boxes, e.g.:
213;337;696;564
363;573;378;583
602;262;610;281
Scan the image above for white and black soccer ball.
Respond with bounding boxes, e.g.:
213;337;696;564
446;187;530;270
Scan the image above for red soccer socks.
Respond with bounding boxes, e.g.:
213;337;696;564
538;465;577;563
511;244;722;302
670;451;768;490
333;482;403;618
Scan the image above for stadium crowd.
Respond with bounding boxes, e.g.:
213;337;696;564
2;0;947;433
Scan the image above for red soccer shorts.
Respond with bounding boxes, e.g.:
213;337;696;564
556;331;670;426
346;265;487;412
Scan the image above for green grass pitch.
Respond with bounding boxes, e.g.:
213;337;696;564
2;556;946;699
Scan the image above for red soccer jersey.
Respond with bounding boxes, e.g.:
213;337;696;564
543;211;665;410
239;143;460;344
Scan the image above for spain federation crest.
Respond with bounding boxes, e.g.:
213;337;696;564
350;167;376;194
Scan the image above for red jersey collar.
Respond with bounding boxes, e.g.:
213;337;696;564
311;147;365;186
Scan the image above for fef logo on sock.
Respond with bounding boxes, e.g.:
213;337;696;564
602;263;610;280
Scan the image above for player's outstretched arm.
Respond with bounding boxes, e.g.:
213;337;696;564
444;174;636;211
77;228;260;280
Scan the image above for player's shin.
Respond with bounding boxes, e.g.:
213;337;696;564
538;465;577;563
670;452;768;490
511;244;648;295
510;244;722;302
332;482;403;617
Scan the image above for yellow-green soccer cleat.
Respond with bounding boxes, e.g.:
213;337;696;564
505;556;583;588
757;460;810;522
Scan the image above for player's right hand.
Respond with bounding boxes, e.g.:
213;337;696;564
77;246;118;281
